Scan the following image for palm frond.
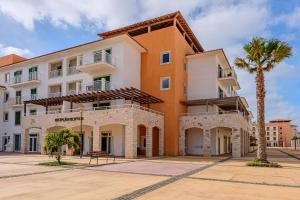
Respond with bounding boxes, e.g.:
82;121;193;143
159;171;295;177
234;57;256;74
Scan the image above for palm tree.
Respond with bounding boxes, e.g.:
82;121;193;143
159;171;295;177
234;37;292;162
44;128;80;164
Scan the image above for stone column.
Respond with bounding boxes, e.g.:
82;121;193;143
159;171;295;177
203;129;211;156
159;127;164;156
92;125;100;151
125;122;137;159
39;128;46;154
232;128;241;158
21;129;29;153
146;127;152;158
179;126;186;156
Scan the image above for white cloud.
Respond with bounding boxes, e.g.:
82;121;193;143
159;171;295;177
0;44;31;57
0;0;139;31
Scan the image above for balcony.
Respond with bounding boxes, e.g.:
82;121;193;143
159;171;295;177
67;66;80;75
218;69;240;89
77;52;116;76
9;72;40;88
48;92;62;98
180;110;250;130
79;80;112;93
49;69;62;78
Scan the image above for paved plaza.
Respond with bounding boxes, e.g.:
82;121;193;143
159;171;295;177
0;148;299;200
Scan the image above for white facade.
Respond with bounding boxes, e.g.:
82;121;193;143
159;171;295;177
0;34;145;152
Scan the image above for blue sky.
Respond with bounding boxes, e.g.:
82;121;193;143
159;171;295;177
0;0;299;129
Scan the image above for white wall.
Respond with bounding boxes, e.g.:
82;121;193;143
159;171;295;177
0;38;142;152
187;55;218;100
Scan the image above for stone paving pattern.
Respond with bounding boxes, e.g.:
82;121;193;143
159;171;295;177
0;148;299;200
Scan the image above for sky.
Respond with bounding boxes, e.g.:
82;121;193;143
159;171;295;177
0;0;299;129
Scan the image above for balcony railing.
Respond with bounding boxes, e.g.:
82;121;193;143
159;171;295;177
180;110;250;121
48;92;62;98
49;69;62;78
9;72;39;85
24;104;163;116
66;90;76;96
78;52;117;68
79;80;112;93
218;69;237;79
67;66;80;75
28;72;38;81
15;96;22;104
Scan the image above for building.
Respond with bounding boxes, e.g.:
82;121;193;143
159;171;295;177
252;119;297;147
0;11;251;158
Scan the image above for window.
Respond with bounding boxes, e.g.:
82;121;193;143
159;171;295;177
14;70;22;83
160;51;171;64
4;73;10;83
16;91;22;104
30;109;37;116
267;137;270;140
160;77;171;90
94;50;102;63
273;127;276;131
4;92;9;103
267;127;270;131
29;66;38;81
184;63;187;71
30;88;37;100
273;137;276;140
15;111;21;125
3;112;8;122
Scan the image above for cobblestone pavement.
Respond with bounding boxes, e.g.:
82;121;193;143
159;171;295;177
0;149;299;200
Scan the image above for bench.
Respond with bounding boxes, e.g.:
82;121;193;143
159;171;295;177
88;151;115;165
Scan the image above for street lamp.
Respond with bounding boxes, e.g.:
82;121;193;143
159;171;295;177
80;107;83;158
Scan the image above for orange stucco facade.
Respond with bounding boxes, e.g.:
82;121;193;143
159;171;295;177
133;25;194;155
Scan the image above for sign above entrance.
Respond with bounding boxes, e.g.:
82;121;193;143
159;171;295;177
55;117;83;122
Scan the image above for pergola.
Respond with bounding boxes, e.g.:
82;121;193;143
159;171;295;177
24;87;163;116
181;96;249;115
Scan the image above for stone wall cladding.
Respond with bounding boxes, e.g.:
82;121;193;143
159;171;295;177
21;107;164;159
179;113;250;157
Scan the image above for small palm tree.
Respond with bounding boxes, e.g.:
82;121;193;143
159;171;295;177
234;37;292;162
44;128;80;164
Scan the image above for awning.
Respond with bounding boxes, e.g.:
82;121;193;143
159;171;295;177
24;87;163;107
181;96;249;115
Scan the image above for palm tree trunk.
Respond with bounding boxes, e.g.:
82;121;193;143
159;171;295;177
256;66;267;161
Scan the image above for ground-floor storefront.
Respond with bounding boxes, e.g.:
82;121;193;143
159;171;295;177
21;105;164;158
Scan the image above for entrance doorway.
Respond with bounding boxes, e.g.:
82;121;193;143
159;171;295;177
101;132;112;154
29;134;38;152
14;134;21;152
2;136;10;151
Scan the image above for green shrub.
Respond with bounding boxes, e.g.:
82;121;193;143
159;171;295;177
39;161;75;166
246;159;281;168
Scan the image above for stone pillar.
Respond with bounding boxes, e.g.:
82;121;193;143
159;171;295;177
203;129;211;156
146;127;152;158
179;126;186;156
232;128;241;158
92;126;100;151
21;129;29;153
159;127;164;156
39;128;46;154
125;123;137;159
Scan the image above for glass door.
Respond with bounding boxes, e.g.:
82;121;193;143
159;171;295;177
29;134;38;152
14;134;21;152
101;132;112;154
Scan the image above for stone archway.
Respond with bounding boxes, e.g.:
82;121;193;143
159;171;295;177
152;126;160;157
137;124;147;156
210;127;232;156
184;127;204;155
23;127;43;154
